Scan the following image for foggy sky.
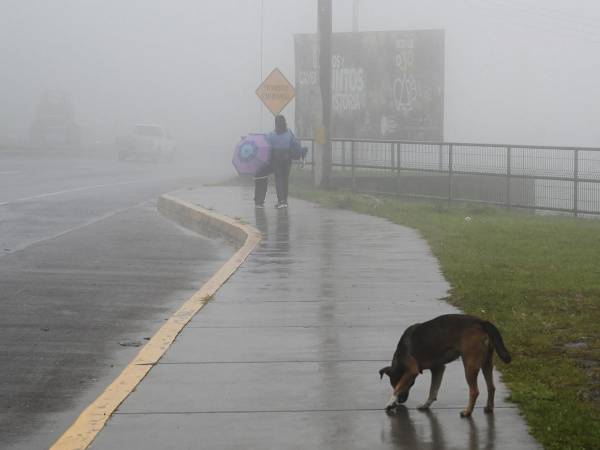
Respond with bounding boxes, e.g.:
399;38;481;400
2;0;600;169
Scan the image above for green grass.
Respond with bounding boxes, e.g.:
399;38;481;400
290;184;600;450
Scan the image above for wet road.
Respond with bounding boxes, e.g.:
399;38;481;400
89;187;541;450
0;156;232;449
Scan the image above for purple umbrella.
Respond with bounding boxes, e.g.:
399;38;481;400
232;134;271;176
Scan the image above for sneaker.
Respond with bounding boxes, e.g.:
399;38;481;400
281;202;288;208
255;203;264;209
274;202;285;209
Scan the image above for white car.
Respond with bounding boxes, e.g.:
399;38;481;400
117;124;176;162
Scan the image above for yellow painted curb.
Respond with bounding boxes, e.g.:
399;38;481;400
50;194;261;450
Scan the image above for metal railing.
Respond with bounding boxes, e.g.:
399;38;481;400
297;138;600;216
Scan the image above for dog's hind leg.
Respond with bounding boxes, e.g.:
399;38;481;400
460;358;480;418
482;352;495;414
418;365;445;410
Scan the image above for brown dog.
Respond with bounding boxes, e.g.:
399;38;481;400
379;314;511;417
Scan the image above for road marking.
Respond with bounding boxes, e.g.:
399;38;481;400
0;180;143;207
0;170;21;175
0;201;148;259
49;194;262;450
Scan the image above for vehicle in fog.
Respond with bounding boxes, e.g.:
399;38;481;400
117;124;176;162
29;90;81;149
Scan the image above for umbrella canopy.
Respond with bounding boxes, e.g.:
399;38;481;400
232;134;271;176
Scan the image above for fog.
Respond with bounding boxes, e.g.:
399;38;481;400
2;0;600;175
1;5;599;446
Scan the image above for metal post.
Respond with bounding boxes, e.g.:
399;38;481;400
353;0;359;32
390;142;396;171
398;142;402;168
310;140;315;181
396;142;401;195
351;141;356;192
574;149;579;216
438;144;443;172
506;146;512;208
448;144;453;202
259;0;264;131
341;141;346;170
317;0;332;188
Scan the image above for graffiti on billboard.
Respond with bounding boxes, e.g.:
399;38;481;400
295;30;444;141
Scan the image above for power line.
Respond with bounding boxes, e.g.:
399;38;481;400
476;0;600;39
465;0;600;43
486;0;600;29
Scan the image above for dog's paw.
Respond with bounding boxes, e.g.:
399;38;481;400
385;393;398;411
417;403;431;411
484;406;494;414
385;406;398;416
385;400;398;411
460;410;472;418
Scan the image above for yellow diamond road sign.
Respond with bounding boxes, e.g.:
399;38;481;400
256;68;295;116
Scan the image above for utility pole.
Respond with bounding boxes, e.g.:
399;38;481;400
317;0;332;188
259;0;264;130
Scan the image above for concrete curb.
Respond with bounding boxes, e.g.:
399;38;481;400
49;193;261;450
157;194;249;245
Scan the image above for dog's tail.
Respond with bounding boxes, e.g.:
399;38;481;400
481;321;512;363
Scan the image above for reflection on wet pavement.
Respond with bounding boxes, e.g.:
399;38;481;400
384;406;497;450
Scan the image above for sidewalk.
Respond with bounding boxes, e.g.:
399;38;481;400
89;186;541;450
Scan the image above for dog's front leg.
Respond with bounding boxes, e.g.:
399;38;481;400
385;372;418;410
385;393;399;410
418;365;445;410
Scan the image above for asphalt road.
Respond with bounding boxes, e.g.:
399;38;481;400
0;155;232;449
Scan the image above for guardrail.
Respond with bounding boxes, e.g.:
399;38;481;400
297;138;600;216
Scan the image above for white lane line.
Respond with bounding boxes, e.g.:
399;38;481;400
0;171;22;175
0;200;149;258
0;180;144;207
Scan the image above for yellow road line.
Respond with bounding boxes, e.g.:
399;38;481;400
50;194;261;450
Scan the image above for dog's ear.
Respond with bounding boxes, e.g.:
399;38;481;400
379;366;392;380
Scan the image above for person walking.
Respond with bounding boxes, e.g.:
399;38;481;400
267;115;298;208
253;162;272;208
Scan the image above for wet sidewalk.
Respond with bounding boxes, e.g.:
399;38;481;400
90;186;540;450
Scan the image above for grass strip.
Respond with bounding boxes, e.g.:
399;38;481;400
291;183;600;450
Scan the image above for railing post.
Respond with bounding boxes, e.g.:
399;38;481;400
398;142;403;170
396;142;401;195
448;143;453;202
574;149;579;216
310;140;315;182
391;142;396;171
438;143;443;172
506;146;512;208
351;141;356;192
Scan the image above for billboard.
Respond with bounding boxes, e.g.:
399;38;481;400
295;30;444;141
